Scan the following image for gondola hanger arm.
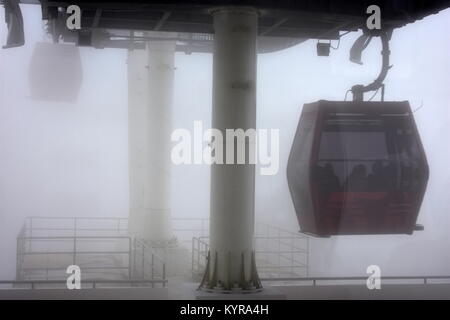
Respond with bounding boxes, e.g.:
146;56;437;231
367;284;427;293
350;29;393;102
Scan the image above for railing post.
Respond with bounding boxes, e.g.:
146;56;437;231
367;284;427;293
291;234;294;276
74;217;78;268
278;229;281;271
191;237;195;275
306;237;310;277
73;236;77;265
29;217;33;252
151;253;155;288
133;238;136;279
128;237;132;280
198;238;202;272
163;263;166;287
16;237;20;280
141;244;145;279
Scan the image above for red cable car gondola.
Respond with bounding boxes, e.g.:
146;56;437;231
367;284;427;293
287;100;429;237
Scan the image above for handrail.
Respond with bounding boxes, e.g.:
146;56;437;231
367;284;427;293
23;216;306;239
260;276;450;285
18;236;131;240
0;279;167;284
134;238;166;264
0;279;168;289
20;216;309;280
192;232;309;279
17;219;168;283
25;216;128;220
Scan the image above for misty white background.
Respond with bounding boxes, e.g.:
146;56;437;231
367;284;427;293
0;5;449;280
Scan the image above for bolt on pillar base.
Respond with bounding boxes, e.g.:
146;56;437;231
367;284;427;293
199;250;262;293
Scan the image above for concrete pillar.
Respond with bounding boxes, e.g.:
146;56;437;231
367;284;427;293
201;7;261;291
127;40;176;242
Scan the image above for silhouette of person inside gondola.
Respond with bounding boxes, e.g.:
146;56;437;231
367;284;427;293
368;160;386;191
318;163;340;201
344;164;368;191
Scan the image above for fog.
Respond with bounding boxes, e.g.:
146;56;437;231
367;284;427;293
0;5;449;280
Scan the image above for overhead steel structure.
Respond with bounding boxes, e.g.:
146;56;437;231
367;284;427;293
4;0;450;293
4;1;450;52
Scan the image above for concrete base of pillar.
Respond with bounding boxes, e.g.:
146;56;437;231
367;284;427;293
196;287;286;300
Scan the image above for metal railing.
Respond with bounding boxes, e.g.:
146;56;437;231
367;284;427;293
23;216;128;239
17;216;309;283
131;238;166;286
16;217;166;286
192;237;209;277
0;279;167;290
259;276;450;286
14;216;450;289
255;223;309;278
172;217;209;247
17;234;134;281
191;222;310;280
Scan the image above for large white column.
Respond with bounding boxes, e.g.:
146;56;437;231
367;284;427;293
128;40;176;242
202;7;261;291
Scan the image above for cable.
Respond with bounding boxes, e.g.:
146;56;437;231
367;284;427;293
367;88;380;101
339;30;352;38
330;30;352;50
344;89;352;101
413;101;424;113
330;39;339;50
330;38;340;50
